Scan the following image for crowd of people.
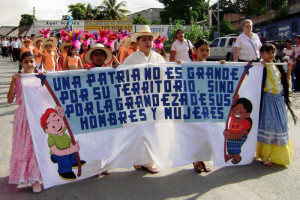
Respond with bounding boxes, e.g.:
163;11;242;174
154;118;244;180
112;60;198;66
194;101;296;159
2;19;299;193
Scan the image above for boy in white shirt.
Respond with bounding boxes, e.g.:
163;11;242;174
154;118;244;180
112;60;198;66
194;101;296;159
122;25;164;173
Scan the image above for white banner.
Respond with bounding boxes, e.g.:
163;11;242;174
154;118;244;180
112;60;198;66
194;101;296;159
22;62;263;189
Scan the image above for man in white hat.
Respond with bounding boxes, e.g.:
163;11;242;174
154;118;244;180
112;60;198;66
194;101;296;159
122;25;165;65
121;25;164;174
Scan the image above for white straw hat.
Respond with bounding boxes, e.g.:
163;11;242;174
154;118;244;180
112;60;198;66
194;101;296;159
84;43;113;65
130;25;159;42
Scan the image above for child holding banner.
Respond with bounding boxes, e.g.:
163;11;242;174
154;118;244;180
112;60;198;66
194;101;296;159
7;51;42;193
256;43;297;166
191;38;213;173
122;25;165;173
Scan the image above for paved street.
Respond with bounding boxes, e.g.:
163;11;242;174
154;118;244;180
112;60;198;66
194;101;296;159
0;57;300;200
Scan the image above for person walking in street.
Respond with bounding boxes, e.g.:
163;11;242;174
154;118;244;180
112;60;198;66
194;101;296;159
169;29;194;62
122;25;165;173
2;36;9;58
7;51;42;193
256;43;296;166
293;35;300;91
233;19;262;62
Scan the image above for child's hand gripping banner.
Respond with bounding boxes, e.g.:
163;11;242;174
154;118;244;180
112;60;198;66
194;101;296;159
21;62;263;189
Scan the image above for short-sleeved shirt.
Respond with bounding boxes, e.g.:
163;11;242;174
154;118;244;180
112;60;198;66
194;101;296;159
294;45;300;59
234;32;262;61
283;48;294;58
264;64;283;94
48;128;71;155
44;50;56;71
171;39;193;61
12;41;19;48
1;40;8;47
122;50;165;65
33;47;43;64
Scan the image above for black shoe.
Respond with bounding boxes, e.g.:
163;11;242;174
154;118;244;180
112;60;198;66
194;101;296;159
72;160;86;169
59;171;76;181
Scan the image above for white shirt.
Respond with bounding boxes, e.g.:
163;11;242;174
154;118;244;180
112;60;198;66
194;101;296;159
18;39;23;49
283;48;294;57
171;39;193;61
234;32;262;61
12;41;19;48
122;50;165;65
1;40;8;47
293;45;300;58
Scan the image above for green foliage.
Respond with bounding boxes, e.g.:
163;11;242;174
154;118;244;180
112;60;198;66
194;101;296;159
208;21;236;40
61;15;69;20
164;20;209;52
151;20;161;25
211;0;288;22
97;0;130;20
19;14;36;26
68;3;87;20
159;0;208;25
133;13;150;25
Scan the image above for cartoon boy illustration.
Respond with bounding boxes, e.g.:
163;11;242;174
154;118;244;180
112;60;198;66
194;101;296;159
40;106;86;181
223;96;253;164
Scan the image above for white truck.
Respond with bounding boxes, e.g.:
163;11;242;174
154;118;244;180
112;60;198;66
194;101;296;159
208;37;237;61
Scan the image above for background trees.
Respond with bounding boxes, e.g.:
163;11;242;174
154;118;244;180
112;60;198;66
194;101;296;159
62;0;129;20
19;14;36;26
159;0;208;24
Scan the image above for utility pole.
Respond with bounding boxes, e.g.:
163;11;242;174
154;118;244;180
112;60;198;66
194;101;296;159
217;0;220;37
33;7;36;34
207;0;210;28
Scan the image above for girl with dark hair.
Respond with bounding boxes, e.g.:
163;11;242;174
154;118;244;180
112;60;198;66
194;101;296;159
79;41;90;65
256;43;297;166
7;51;42;193
64;45;82;70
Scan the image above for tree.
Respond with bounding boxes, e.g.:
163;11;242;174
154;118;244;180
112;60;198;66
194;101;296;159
133;13;149;25
97;0;130;20
19;14;36;26
62;15;69;20
164;20;209;52
151;20;161;25
68;3;87;20
211;0;288;19
209;21;236;40
159;0;208;24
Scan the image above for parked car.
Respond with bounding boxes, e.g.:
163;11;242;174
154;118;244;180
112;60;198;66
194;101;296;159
208;37;237;61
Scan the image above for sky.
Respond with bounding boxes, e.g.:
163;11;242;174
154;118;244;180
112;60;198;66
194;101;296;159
0;0;165;26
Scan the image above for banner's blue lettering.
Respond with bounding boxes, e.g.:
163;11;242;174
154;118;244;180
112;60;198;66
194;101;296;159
86;73;95;87
84;102;94;115
65;104;74;117
72;76;81;88
98;73;107;85
90;116;97;129
118;111;127;124
80;117;89;130
98;114;106;127
60;91;69;104
131;68;140;81
139;109;147;121
75;103;83;116
151;107;157;120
